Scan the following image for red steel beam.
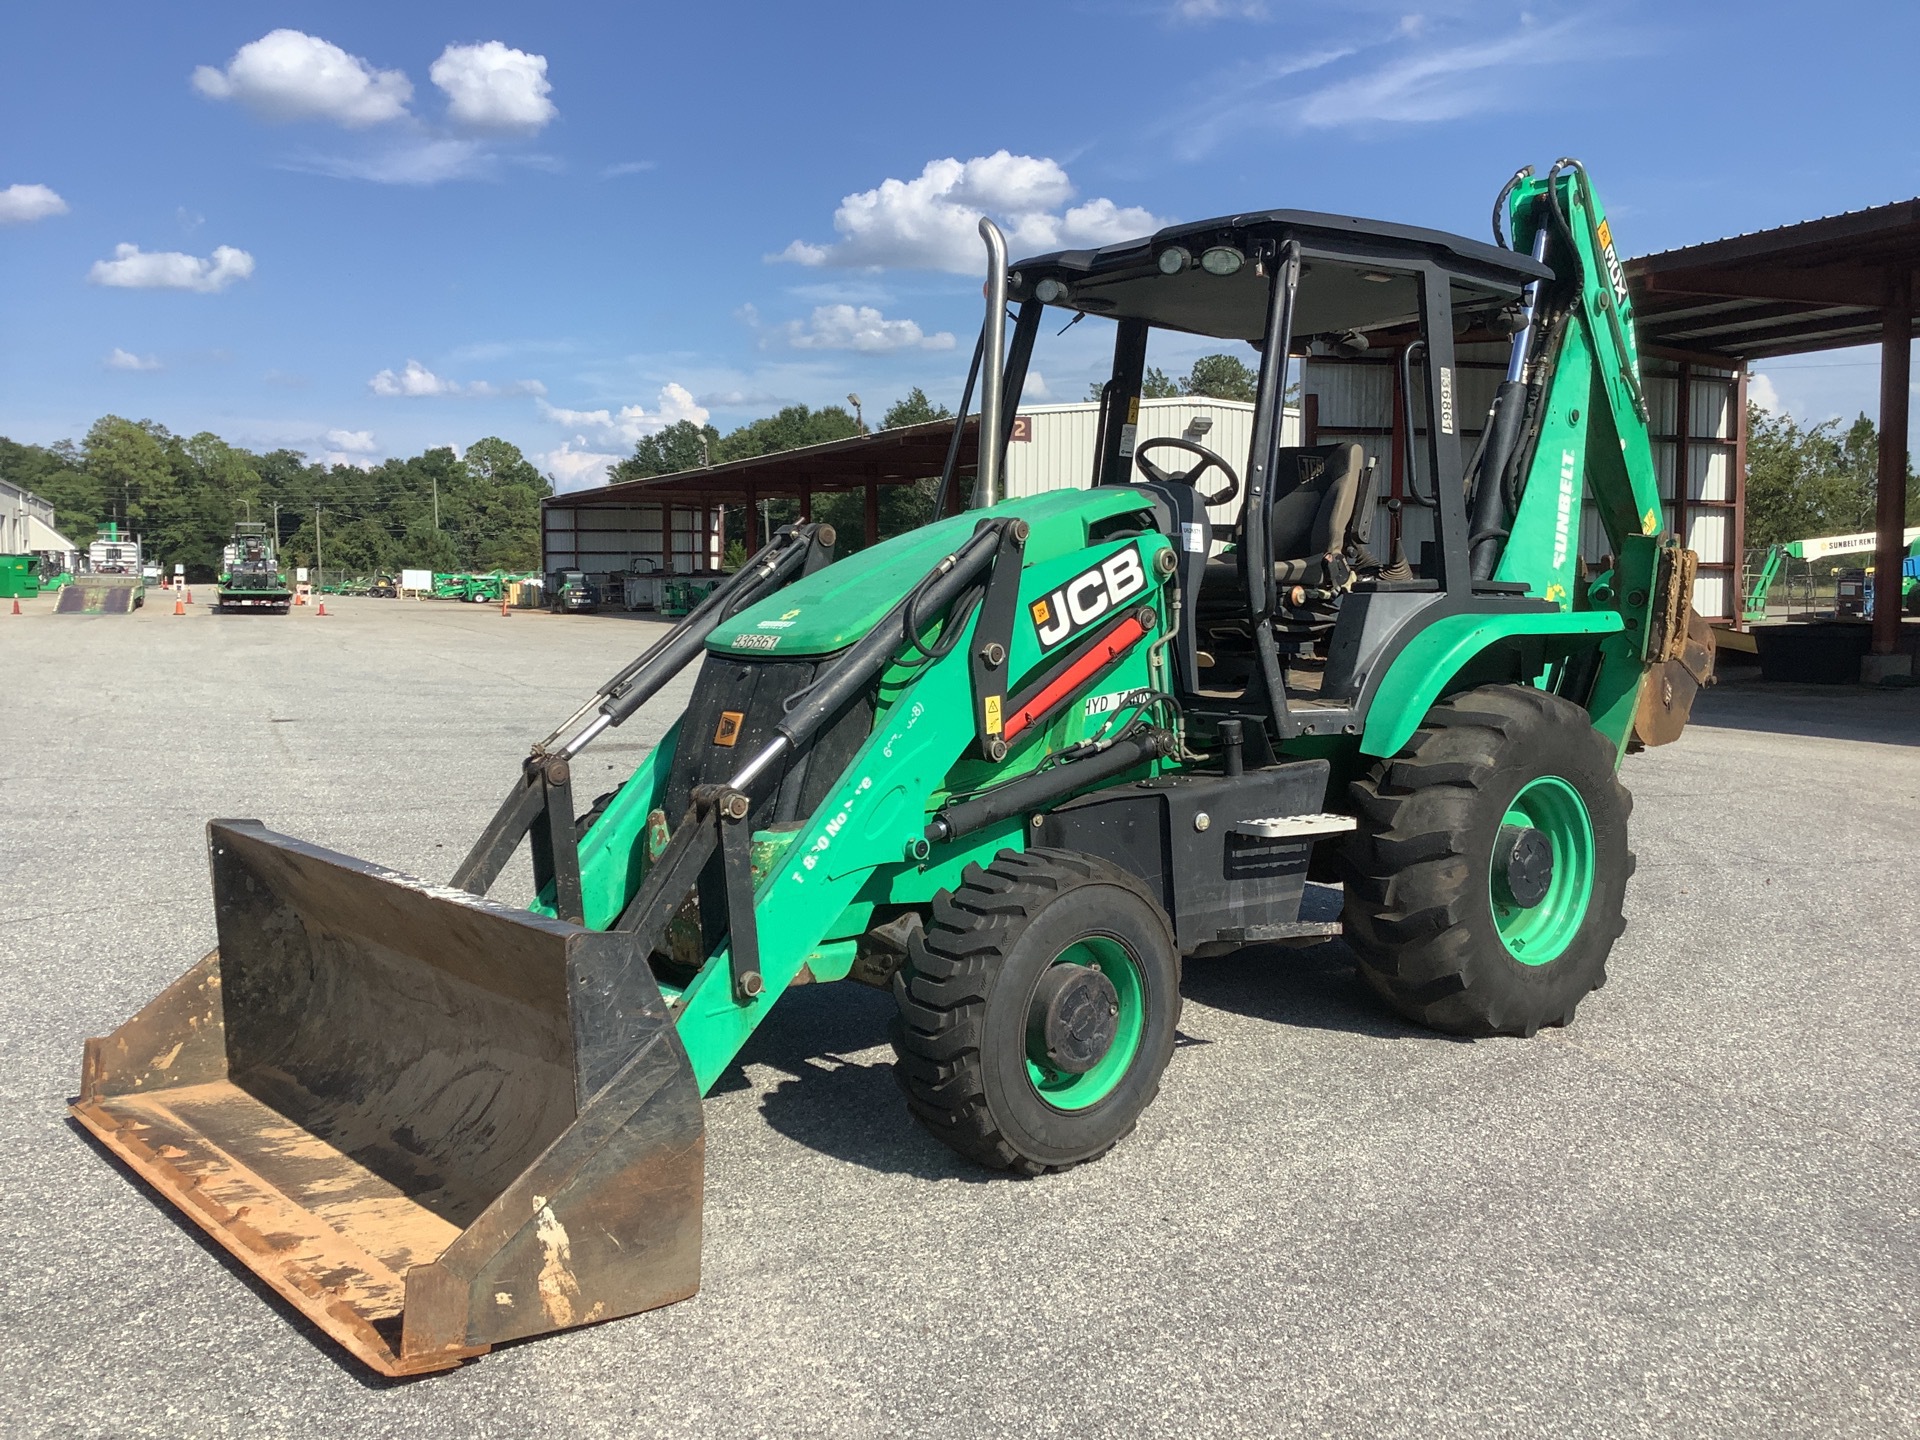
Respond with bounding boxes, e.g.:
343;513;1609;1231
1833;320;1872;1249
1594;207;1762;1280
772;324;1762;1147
1873;267;1913;656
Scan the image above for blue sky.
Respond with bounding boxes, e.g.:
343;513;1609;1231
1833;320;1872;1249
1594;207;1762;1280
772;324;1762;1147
2;1;1915;489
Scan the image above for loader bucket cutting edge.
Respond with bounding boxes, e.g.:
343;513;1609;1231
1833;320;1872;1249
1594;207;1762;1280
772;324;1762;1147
71;819;705;1377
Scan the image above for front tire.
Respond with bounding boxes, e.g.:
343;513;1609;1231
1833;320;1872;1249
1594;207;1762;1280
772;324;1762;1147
1338;684;1632;1037
891;849;1181;1175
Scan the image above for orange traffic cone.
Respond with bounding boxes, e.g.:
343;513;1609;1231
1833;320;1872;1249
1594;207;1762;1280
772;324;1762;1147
316;599;328;616
500;593;510;616
174;595;186;615
9;599;19;615
186;589;194;605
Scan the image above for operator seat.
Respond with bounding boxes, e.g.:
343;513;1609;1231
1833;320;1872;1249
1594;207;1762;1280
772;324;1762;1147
1266;443;1370;587
1199;442;1377;608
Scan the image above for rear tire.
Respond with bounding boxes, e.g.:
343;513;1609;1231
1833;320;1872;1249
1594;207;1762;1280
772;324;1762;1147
1337;684;1632;1037
891;849;1181;1175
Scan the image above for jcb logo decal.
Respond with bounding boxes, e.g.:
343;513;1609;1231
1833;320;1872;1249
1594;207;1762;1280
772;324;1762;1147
713;711;744;747
1030;549;1147;648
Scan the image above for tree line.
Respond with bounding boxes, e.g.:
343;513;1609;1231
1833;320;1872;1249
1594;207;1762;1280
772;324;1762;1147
1744;404;1918;548
0;418;549;580
21;361;1877;586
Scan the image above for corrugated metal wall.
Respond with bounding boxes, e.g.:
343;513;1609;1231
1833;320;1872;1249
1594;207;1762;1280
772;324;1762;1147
1303;348;1742;620
543;499;728;588
1005;397;1301;530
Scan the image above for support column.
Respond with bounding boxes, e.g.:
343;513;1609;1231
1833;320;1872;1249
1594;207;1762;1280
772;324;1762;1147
800;486;813;522
1732;368;1749;631
864;475;880;548
1872;267;1912;657
745;487;761;553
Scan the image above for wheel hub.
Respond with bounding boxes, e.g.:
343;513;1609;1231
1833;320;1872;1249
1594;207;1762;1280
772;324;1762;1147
1495;824;1554;908
1027;963;1120;1075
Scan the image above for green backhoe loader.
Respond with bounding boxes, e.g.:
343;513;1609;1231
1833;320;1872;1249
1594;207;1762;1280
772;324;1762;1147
74;160;1713;1375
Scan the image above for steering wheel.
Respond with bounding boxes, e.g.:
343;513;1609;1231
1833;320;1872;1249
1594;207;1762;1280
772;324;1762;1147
1132;436;1241;507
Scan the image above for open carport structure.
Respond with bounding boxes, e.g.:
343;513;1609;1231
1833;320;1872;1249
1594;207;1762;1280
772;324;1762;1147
1628;200;1920;673
541;417;981;582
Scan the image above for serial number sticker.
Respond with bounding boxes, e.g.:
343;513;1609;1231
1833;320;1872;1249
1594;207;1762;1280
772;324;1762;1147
731;632;781;651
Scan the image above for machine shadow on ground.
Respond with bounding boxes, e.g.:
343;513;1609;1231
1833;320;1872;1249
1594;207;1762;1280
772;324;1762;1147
1690;681;1920;747
732;923;1452;1180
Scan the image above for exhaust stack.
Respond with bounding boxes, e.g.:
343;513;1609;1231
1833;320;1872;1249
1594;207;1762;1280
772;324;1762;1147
975;217;1009;509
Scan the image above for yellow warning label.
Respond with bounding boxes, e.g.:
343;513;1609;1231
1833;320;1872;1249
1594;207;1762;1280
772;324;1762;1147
713;711;744;746
1127;397;1140;424
984;694;1003;735
1030;597;1051;626
1595;219;1613;250
1642;508;1659;535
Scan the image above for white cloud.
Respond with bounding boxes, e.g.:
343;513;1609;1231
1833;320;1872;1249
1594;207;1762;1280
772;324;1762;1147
1748;372;1780;413
369;359;458;396
0;183;68;224
1173;0;1266;19
325;428;377;453
430;42;556;132
601;160;655;179
289;137;492;185
89;243;255;292
105;348;162;371
1025;371;1052;400
467;377;547;397
539;441;625;492
779;304;955;353
538;383;709;447
1295;19;1602;128
192;29;412;127
773;152;1166;273
367;359;546;397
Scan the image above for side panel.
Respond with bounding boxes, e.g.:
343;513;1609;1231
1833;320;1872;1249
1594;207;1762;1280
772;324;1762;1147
670;530;1175;1093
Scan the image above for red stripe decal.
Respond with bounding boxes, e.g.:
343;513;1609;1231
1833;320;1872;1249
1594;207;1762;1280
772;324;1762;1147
1003;615;1147;740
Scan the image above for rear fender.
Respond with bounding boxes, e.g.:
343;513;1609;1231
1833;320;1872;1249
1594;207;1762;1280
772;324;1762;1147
1358;609;1625;759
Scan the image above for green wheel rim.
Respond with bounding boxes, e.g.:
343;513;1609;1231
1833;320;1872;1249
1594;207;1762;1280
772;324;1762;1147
1490;776;1595;966
1026;936;1144;1111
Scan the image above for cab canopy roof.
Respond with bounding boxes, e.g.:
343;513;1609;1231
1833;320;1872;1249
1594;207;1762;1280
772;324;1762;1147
1011;208;1553;344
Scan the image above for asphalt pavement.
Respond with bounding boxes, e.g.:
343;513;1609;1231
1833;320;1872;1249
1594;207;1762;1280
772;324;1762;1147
1;592;1915;1438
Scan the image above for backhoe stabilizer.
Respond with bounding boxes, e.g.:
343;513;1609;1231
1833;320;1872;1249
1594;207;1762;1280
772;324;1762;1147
70;819;704;1377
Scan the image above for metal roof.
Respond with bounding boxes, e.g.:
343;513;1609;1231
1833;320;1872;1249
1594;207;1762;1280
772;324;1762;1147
1627;198;1920;360
544;415;979;507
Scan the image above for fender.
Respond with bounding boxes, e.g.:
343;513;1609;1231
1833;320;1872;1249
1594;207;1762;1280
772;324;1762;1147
1358;609;1624;759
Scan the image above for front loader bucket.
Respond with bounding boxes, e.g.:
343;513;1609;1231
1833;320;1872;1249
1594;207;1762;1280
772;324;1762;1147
71;820;704;1376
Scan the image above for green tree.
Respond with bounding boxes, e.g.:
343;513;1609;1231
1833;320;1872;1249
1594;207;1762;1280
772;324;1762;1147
83;416;178;538
610;419;722;482
1744;404;1887;548
714;403;861;463
1180;353;1258;403
880;387;953;430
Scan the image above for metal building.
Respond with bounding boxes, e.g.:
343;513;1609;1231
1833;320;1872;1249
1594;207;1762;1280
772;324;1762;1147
0;476;77;567
541;398;1299;605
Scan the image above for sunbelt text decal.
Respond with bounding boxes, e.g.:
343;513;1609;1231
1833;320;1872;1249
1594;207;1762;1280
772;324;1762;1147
1029;549;1147;649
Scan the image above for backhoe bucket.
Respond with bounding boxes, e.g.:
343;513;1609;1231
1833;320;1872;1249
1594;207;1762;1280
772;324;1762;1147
71;820;704;1376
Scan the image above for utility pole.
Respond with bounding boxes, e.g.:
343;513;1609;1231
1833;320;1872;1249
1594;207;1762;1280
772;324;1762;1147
432;474;440;532
315;504;323;590
272;501;279;548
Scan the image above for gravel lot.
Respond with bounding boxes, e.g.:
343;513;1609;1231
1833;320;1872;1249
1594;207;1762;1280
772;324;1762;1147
2;592;1916;1439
